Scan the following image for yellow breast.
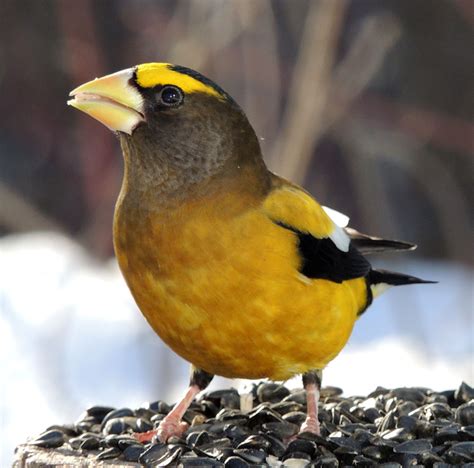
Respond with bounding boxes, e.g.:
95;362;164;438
114;192;367;381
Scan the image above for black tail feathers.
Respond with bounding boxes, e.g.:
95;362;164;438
359;268;436;315
368;269;437;287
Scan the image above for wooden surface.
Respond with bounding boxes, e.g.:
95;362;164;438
13;445;140;468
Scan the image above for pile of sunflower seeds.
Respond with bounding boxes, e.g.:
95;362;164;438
22;382;474;467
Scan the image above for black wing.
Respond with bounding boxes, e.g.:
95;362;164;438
276;222;371;283
345;227;417;255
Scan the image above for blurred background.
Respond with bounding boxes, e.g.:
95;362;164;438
1;0;472;464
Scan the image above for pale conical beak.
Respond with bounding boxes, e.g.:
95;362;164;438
68;68;145;135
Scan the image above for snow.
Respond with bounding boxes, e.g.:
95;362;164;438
1;232;472;465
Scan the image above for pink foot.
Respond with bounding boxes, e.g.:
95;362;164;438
300;416;320;435
133;417;189;443
156;417;189;443
135;384;199;443
300;382;321;436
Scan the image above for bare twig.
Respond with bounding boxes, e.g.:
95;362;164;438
337;119;472;262
237;0;281;142
56;0;116;256
326;13;402;130
271;0;347;181
165;0;267;70
352;93;474;156
271;10;402;183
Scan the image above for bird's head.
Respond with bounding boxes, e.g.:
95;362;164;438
68;63;265;197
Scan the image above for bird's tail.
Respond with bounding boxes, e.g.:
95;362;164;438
368;269;437;298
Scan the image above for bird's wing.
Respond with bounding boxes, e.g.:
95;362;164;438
262;181;371;283
322;205;417;255
344;227;417;255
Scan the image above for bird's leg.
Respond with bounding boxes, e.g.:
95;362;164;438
135;367;214;443
300;369;322;435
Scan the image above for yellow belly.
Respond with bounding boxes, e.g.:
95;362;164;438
114;202;367;381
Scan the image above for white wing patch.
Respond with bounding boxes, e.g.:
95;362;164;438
323;206;351;252
323;206;350;227
329;224;350;252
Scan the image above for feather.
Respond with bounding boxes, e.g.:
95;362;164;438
346;227;416;255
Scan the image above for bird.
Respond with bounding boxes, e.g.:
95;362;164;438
68;62;434;442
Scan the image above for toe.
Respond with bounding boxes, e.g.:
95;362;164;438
134;430;158;443
157;419;189;442
300;417;320;435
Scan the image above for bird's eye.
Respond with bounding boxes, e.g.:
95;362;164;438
158;85;184;107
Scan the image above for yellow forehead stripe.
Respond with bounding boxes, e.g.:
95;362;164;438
136;63;224;100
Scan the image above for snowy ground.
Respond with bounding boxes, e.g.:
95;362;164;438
1;232;472;465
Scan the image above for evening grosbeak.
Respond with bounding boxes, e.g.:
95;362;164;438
68;63;433;442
